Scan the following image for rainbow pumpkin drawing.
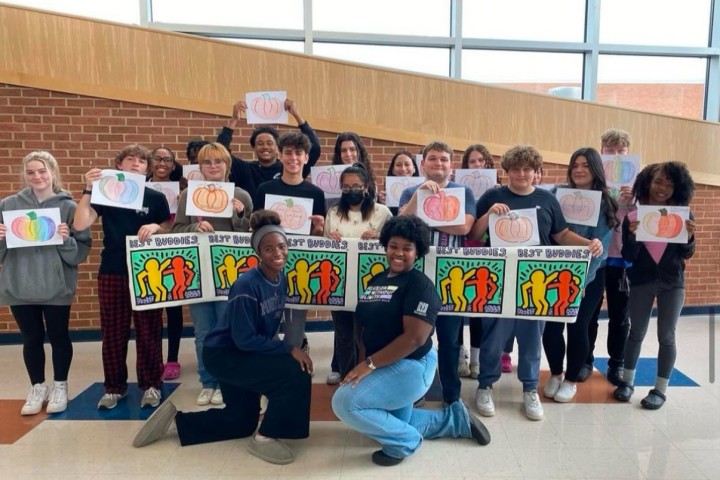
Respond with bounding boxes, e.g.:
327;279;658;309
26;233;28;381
11;211;56;241
99;173;140;204
603;156;636;184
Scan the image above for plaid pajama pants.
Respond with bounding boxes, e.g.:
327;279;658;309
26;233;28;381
98;274;163;393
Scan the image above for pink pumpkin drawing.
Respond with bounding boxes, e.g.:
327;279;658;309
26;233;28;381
315;167;341;194
460;171;495;199
560;191;595;221
251;94;283;121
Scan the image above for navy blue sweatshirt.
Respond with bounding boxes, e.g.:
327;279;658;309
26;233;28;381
204;267;292;354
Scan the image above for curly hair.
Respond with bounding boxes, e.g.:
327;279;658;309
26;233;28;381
250;126;279;148
278;132;311;154
115;144;151;166
500;145;542;172
567;147;619;229
632;162;695;206
185;140;210;164
379;216;431;258
462;144;494;169
250;209;282;231
386;150;419;177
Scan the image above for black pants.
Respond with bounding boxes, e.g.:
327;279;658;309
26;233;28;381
163;306;183;363
331;311;361;377
175;346;311;446
543;268;605;381
11;304;73;385
586;265;630;368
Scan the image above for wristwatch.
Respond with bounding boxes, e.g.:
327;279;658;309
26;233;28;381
82;189;92;195
365;356;376;370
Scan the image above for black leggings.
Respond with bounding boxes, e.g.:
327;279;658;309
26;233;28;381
164;306;184;363
11;304;73;385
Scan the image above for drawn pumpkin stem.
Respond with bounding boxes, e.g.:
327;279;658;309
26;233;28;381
285;198;294;208
116;173;125;182
27;211;37;221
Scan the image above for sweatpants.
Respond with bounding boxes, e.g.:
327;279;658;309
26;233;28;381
330;310;361;377
283;308;307;348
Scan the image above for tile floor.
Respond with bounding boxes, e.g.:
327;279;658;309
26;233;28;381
1;315;719;479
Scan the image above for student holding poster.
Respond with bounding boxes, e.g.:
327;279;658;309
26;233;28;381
75;144;171;411
382;150;420;215
172;142;253;406
332;132;378;201
254;132;326;352
469;145;604;421
613;162;696;410
0;151;91;415
399;141;476;407
542;148;618;403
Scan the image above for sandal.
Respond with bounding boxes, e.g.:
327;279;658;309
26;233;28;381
163;362;181;380
613;382;634;402
640;389;667;410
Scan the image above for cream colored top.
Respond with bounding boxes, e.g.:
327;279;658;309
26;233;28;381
324;203;393;238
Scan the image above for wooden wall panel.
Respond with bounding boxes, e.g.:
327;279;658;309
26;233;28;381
1;4;719;185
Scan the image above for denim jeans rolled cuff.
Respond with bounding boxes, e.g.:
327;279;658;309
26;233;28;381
189;301;227;388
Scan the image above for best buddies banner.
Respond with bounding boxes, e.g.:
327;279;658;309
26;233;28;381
126;234;591;323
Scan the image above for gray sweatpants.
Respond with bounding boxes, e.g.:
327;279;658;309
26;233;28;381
623;280;685;380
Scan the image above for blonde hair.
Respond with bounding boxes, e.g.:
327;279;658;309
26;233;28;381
600;128;631;150
22;151;65;193
197;142;232;181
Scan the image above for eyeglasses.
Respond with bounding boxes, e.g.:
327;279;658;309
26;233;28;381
152;156;174;164
200;159;225;167
341;186;365;194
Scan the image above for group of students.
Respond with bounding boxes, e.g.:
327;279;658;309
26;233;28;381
0;99;697;466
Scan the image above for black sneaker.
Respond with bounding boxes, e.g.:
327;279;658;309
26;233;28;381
606;367;623;386
613;382;634;402
371;450;404;466
576;364;593;382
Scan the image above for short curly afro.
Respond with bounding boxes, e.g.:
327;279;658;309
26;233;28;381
379;215;432;258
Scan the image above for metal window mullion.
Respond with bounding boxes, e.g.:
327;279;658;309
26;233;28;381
706;0;720;121
139;0;151;26
450;0;462;79
304;0;313;55
583;0;600;101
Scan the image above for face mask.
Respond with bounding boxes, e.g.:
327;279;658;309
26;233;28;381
343;191;365;206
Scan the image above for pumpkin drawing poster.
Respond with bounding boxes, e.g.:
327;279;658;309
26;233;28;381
311;164;350;199
555;188;602;227
266;194;314;235
245;91;288;124
2;207;63;249
147;181;180;214
600;154;641;197
384;176;425;207
635;205;690;244
90;169;146;211
489;208;541;247
183;164;204;182
417;187;466;227
454;168;497;201
185;180;235;218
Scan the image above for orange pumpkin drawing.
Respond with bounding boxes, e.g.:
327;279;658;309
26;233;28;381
251;94;283;121
192;184;229;213
460;171;495;199
560;191;595;221
422;190;461;222
495;212;533;243
271;198;307;230
642;208;684;238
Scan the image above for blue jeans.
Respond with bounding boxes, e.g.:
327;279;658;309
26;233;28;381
189;301;227;388
332;349;472;459
436;314;464;404
478;317;544;392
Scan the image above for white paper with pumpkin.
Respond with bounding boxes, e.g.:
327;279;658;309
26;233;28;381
600;154;641;197
416;187;466;227
90;169;146;211
183;164;204;182
311;165;351;199
489;208;541;247
384;176;425;207
2;208;63;249
454;169;497;201
147;181;180;214
185;180;235;218
245;91;288;124
635;205;689;244
555;188;602;227
265;194;313;235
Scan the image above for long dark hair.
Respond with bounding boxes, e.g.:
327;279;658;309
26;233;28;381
567;147;619;229
632;161;695;206
333;132;377;199
461;144;494;169
386;150;419;177
336;163;376;222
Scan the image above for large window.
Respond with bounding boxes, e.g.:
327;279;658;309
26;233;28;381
314;44;450;77
221;38;305;54
151;0;303;29
3;0;140;24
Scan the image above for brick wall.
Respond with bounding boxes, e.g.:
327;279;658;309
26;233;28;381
0;83;718;333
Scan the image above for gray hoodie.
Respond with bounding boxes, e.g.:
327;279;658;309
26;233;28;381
0;188;92;305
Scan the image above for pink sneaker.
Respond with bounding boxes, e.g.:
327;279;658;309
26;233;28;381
501;353;513;373
163;362;181;380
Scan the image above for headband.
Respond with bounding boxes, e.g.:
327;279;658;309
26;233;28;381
251;225;287;254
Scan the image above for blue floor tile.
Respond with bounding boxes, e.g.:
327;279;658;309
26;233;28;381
594;357;699;387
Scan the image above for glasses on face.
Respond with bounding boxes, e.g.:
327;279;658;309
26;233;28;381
341;186;365;194
152;156;174;164
200;158;225;167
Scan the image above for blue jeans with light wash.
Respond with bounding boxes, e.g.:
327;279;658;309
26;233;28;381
478;317;544;392
189;301;227;388
332;349;472;459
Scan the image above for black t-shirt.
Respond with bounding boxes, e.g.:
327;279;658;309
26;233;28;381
357;269;440;360
476;186;567;246
253;178;327;217
92;187;171;275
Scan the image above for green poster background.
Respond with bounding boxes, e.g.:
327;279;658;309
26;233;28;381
515;259;587;317
435;258;505;314
357;253;425;297
130;246;202;306
285;250;348;307
210;245;258;296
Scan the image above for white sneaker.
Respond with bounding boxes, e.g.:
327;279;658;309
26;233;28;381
46;382;68;414
210;389;224;405
326;371;342;385
197;388;214;406
21;383;48;415
141;387;161;408
469;362;480;379
475;387;495;417
97;390;128;410
523;391;544;421
554;381;577;403
543;374;563;399
260;395;269;415
458;360;471;377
